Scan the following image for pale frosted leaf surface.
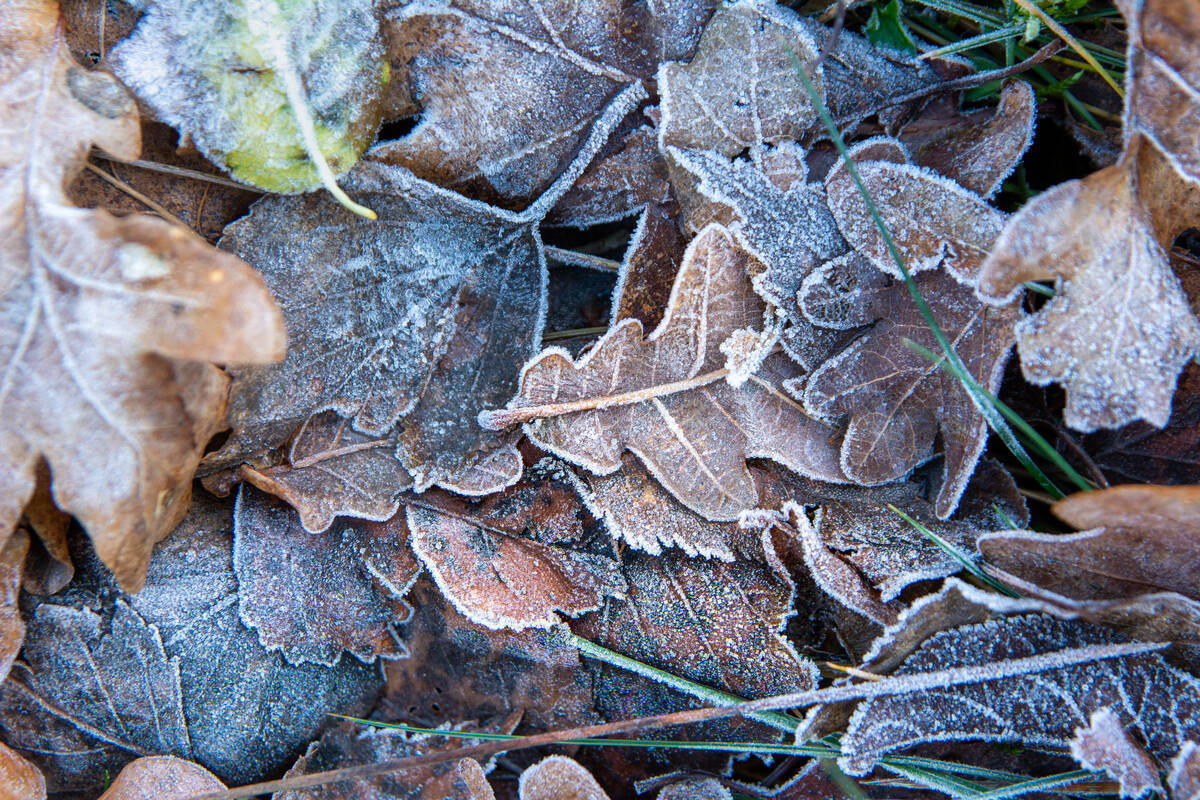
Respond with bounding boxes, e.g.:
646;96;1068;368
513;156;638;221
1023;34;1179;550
1120;0;1200;184
900;80;1037;199
1171;742;1200;800
657;2;822;156
407;471;625;631
116;493;382;785
0;0;284;591
1070;707;1162;799
239;410;413;534
98;756;225;800
277;720;503;800
485;224;846;522
379;0;716;204
798;252;890;330
0;741;44;800
611;200;687;331
572;547;820;703
656;777;731;800
383;579;599;734
976;139;1200;431
233;486;418;667
0;530;25;683
110;0;387;193
840;614;1200;775
0;600;191;794
548;124;670;227
825;157;1007;283
519;756;610;800
802;270;1018;518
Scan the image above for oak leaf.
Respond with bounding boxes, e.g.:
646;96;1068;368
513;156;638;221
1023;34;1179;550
609;198;688;332
98;756;225;800
482;223;846;522
0;0;285;591
977;137;1200;431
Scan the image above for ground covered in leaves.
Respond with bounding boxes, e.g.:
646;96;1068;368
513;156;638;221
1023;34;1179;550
2;0;1200;798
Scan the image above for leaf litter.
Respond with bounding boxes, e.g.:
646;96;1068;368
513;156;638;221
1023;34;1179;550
4;0;1200;796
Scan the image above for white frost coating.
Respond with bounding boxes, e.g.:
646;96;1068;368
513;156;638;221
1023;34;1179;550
1070;707;1162;799
1169;741;1200;800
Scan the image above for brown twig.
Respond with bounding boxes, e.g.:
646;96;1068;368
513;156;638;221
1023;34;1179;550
93;154;258;192
83;162;191;230
806;0;847;78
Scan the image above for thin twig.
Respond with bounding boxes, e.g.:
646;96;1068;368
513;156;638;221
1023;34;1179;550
84;162;191;230
93;154;259;192
544;245;621;272
806;0;847;77
542;326;608;342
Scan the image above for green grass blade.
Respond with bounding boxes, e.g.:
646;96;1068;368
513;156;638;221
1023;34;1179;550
888;504;1021;597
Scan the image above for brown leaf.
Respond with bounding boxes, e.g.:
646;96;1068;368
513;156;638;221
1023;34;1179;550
548;124;671;227
655;777;731;800
483;224;846;522
519;756;610;800
1069;707;1162;799
611;199;687;332
407;468;626;631
380;0;716;205
382;579;599;734
215;85;644;496
19;464;72;595
800;270;1017;518
0;530;26;684
97;756;225;800
1171;742;1200;800
0;740;44;800
239;410;413;534
0;0;285;590
232;486;419;667
977;137;1200;431
277;720;503;800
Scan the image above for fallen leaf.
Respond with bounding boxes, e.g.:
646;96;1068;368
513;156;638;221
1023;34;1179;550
18;464;73;596
655;777;731;800
110;0;387;195
519;756;610;800
839;614;1200;775
0;0;285;591
216;84;645;496
976;137;1200;431
408;466;626;631
277;720;504;800
239;410;413;534
483;223;846;522
610;199;687;331
380;0;716;205
548;124;671;227
1069;707;1162;799
98;756;225;800
0;740;44;800
233;486;419;667
800;269;1017;518
0;530;26;684
382;579;599;734
1171;742;1200;800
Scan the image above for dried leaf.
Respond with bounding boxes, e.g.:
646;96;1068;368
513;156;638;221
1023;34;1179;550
240;410;413;534
548;124;670;227
519;756;610;800
839;614;1200;775
383;579;599;734
380;0;715;205
217;85;644;495
0;740;45;800
19;465;73;596
655;777;731;800
1069;707;1162;799
233;486;419;667
0;530;25;684
408;468;626;631
98;756;225;800
484;224;846;522
801;270;1017;518
611;199;687;331
111;0;387;194
0;0;285;591
977;137;1200;431
1171;741;1200;800
277;720;503;800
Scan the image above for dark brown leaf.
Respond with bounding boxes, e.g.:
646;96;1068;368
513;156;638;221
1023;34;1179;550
97;756;225;800
611;199;687;332
233;486;419;667
548;124;670;227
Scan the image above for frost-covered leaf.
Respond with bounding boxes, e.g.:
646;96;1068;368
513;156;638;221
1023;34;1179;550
277;720;504;800
1070;707;1162;799
519;756;609;800
217;85;644;495
801;270;1018;518
239;410;413;534
0;741;44;800
1172;742;1200;800
839;614;1200;775
548;124;670;227
407;469;625;631
0;529;25;684
824;143;1008;283
483;224;846;522
0;0;285;591
0;600;192;794
111;0;387;195
1120;0;1200;184
656;777;731;800
233;486;419;667
610;199;687;331
98;756;225;800
977;137;1200;431
899;80;1037;199
383;579;599;734
379;0;716;205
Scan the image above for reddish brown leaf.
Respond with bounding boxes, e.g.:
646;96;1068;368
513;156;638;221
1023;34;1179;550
97;756;225;800
0;529;25;684
233;486;419;667
611;199;687;332
0;0;285;590
0;740;43;800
